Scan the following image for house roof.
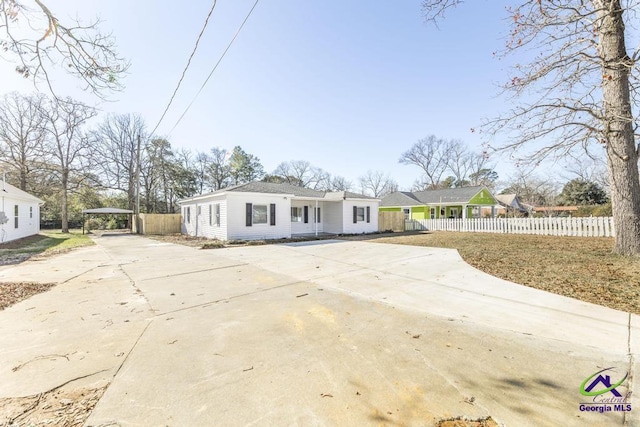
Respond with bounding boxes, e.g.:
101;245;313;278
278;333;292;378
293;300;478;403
496;194;529;212
1;182;44;204
379;191;421;206
179;181;377;203
381;186;489;206
225;181;325;198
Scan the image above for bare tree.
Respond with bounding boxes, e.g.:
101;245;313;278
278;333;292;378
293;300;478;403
209;147;230;191
501;168;561;208
0;92;47;190
0;0;128;98
399;135;454;188
328;175;352;192
93;114;145;211
562;152;609;194
273;160;329;189
40;97;96;232
446;139;471;186
422;0;640;255
359;170;397;198
193;151;211;194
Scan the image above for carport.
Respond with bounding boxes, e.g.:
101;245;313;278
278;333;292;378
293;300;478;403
81;207;134;234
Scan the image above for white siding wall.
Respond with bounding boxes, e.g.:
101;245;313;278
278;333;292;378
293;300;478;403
290;201;324;235
341;200;379;234
323;203;344;234
0;198;40;243
226;194;291;241
181;198;228;240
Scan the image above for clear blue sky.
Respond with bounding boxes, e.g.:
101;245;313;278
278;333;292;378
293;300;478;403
2;0;535;191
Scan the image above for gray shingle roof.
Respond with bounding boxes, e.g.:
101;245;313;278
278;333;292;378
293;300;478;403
380;192;421;206
179;181;376;202
226;182;325;198
381;186;487;206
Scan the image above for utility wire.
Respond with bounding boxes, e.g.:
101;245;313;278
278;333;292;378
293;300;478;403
167;0;260;136
149;0;218;138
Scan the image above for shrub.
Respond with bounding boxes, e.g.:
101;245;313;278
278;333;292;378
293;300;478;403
247;240;266;246
226;239;246;245
201;241;225;249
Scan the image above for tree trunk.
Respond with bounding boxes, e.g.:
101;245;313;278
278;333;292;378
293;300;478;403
597;0;640;255
61;170;69;233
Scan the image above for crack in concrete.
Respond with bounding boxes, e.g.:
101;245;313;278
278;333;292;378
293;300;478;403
118;264;153;311
413;348;493;418
11;352;73;372
137;262;249;282
153;280;308;317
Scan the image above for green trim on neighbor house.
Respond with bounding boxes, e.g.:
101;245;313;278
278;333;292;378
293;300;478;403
380;186;498;219
468;188;495;205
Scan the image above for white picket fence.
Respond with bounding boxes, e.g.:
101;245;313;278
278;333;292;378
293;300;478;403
405;217;615;237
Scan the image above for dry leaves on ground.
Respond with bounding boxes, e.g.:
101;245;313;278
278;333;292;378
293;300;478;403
0;282;56;311
0;385;108;427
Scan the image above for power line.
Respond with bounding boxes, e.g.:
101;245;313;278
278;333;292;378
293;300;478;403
149;0;218;138
167;0;260;136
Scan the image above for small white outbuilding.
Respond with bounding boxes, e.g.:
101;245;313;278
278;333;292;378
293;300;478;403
0;181;44;243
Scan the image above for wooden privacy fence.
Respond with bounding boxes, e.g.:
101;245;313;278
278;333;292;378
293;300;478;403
405;217;615;237
378;211;405;232
137;213;182;235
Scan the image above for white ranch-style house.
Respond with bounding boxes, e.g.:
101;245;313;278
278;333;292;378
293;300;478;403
179;182;380;241
0;181;44;243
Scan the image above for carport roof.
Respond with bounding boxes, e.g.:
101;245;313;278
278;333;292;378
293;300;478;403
82;207;134;214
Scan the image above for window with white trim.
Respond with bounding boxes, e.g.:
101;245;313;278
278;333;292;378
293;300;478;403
430;208;436;219
402;208;410;220
253;205;268;224
356;207;365;222
291;207;303;222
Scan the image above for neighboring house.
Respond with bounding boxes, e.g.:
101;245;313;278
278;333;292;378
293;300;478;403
481;193;532;217
178;182;380;241
380;186;498;219
0;181;44;243
533;206;579;216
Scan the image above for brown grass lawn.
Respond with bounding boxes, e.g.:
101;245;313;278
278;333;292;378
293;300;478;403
359;232;640;315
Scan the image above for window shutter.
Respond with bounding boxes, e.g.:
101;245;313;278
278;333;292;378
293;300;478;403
366;206;370;223
353;206;357;223
270;204;276;226
316;207;321;223
246;203;252;227
304;206;309;223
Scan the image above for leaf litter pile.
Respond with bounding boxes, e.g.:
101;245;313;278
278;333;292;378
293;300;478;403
0;384;108;427
0;282;56;311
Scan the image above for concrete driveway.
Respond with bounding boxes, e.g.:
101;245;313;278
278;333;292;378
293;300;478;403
0;234;638;426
